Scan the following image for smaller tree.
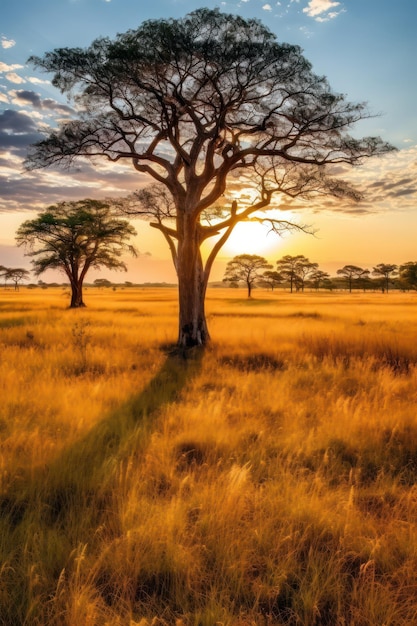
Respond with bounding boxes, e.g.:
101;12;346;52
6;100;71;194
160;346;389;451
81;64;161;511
4;268;30;291
294;259;319;292
336;265;369;293
399;262;417;291
276;255;317;293
262;270;283;292
94;278;113;289
16;199;137;308
372;263;398;293
309;269;331;291
223;254;272;298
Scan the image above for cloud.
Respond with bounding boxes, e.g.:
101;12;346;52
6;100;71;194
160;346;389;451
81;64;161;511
329;147;417;214
10;90;42;108
0;131;42;149
262;3;272;9
10;90;75;116
303;0;343;20
0;109;43;155
5;72;26;84
0;62;23;72
1;37;16;49
27;77;51;86
0;109;38;133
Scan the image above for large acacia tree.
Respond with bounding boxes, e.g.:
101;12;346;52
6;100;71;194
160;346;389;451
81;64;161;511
26;8;392;345
16;199;137;307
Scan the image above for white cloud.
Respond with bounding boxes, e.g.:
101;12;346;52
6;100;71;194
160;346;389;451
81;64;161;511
5;73;26;84
1;37;16;49
27;77;51;85
315;10;341;22
0;62;23;73
0;93;9;104
263;3;273;10
303;0;342;20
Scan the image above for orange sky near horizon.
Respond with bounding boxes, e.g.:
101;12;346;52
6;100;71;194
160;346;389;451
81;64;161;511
1;191;417;285
1;146;417;284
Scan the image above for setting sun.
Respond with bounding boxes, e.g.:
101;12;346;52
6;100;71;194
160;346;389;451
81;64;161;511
222;214;296;257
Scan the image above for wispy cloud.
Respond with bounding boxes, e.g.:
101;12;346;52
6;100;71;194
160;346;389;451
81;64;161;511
1;37;16;49
303;0;344;21
262;3;273;10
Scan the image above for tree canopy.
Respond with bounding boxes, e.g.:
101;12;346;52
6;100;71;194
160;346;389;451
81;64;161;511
399;262;417;291
276;254;318;293
0;266;31;290
372;263;398;293
16;199;137;307
26;8;393;344
336;264;370;293
223;254;272;297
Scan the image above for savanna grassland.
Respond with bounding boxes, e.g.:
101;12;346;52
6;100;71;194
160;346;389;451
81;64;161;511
1;286;417;626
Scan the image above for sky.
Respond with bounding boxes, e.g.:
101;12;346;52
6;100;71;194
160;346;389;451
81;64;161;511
0;0;416;284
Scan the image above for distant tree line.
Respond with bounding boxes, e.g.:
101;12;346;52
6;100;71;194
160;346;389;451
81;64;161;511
3;252;417;297
223;255;417;295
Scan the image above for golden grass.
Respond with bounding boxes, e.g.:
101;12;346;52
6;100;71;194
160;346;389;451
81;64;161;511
1;286;417;625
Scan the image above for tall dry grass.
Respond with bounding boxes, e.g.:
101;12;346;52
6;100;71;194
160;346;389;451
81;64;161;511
1;287;417;625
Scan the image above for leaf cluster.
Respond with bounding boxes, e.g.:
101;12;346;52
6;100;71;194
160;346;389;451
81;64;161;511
16;199;137;279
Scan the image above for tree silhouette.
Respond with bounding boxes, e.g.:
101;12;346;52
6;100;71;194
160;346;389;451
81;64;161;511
223;254;272;298
309;269;331;291
26;9;392;345
262;270;284;291
2;268;30;291
276;255;317;293
16;200;137;307
399;262;417;291
372;263;398;293
336;265;369;293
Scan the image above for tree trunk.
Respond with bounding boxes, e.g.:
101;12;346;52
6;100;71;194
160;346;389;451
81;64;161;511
176;214;209;347
70;279;86;308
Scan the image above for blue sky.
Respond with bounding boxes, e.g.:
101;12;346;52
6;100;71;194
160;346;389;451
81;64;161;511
0;0;416;281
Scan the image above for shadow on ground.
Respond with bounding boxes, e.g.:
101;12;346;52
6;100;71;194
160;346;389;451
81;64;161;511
1;347;203;529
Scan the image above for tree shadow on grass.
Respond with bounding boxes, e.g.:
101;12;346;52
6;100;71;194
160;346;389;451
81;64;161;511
0;348;205;623
1;347;204;530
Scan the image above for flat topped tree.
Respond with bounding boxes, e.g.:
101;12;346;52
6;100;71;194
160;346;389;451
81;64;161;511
223;254;272;298
26;8;393;345
16;199;137;307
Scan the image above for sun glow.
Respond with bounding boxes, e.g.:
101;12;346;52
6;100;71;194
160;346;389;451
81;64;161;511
222;220;284;257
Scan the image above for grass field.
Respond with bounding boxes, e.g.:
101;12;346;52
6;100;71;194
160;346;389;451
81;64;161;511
1;286;417;625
